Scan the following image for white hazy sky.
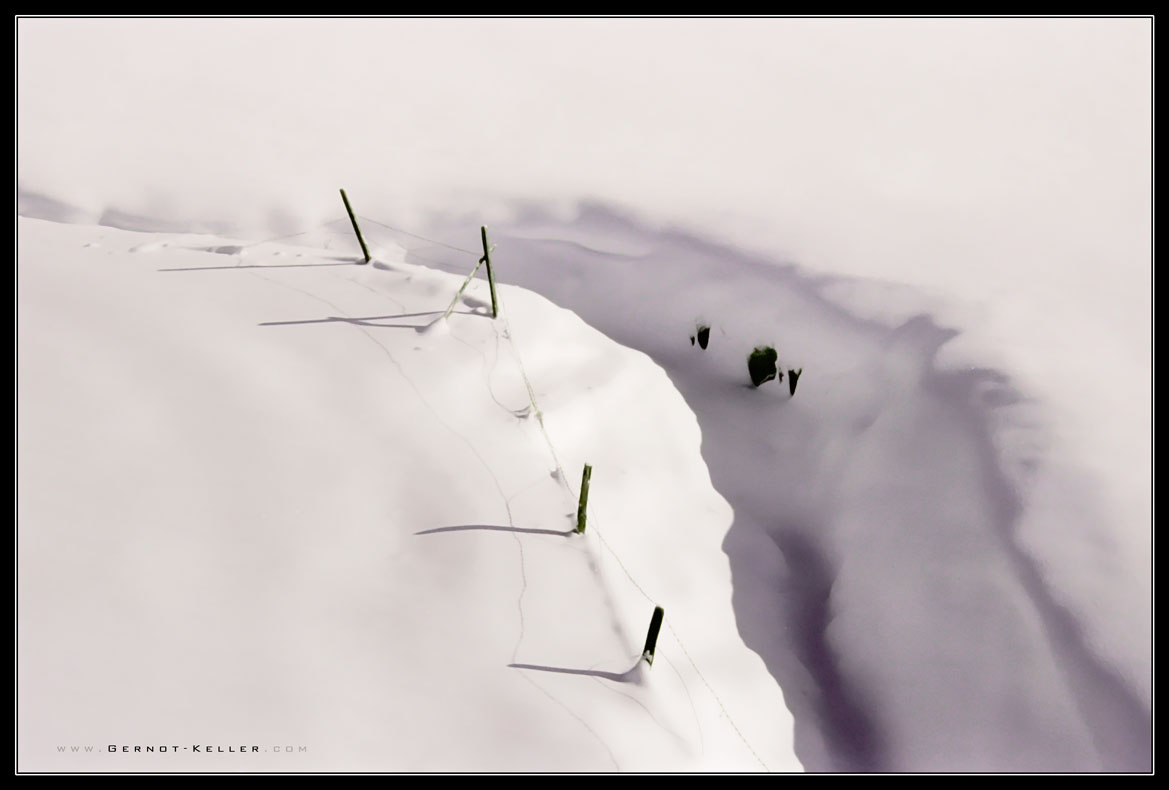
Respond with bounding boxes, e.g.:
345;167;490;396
18;14;1151;578
17;17;1151;345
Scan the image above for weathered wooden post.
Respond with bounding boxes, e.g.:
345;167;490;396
642;606;665;666
480;226;499;318
339;189;371;264
575;463;592;534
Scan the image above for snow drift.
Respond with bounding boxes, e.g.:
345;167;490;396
17;217;799;772
17;16;1151;773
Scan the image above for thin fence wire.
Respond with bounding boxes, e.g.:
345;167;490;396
239;217;349;249
357;214;478;256
493;282;770;772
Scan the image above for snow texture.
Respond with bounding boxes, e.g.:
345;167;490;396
17;17;1151;773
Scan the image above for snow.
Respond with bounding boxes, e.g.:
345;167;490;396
413;207;1150;771
17;17;1151;773
18;217;797;771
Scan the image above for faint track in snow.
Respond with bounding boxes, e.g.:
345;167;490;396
417;204;1150;772
664;655;706;756
331;271;407;313
587;672;691;750
255;264;624;768
515;671;621;770
246;267;516;534
490;286;767;769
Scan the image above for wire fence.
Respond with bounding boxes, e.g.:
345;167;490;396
237;208;772;771
238;217;351;249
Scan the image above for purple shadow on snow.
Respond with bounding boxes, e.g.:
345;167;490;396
508;661;642;683
258;311;459;330
416;524;573;538
160;262;356;272
418;201;1150;773
18;187;90;225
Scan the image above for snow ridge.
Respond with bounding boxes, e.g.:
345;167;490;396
18;216;799;772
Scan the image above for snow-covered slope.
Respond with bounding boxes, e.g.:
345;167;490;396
17;17;1150;774
413;205;1152;772
17;217;800;772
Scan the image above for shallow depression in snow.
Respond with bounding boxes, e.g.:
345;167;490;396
415;203;1152;772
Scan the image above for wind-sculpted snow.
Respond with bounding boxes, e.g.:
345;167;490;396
412;204;1151;771
19;203;1151;771
17;217;798;772
17;18;1149;773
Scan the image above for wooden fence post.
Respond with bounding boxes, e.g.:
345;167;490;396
642;606;665;666
339;189;371;264
575;463;592;534
480;226;498;318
